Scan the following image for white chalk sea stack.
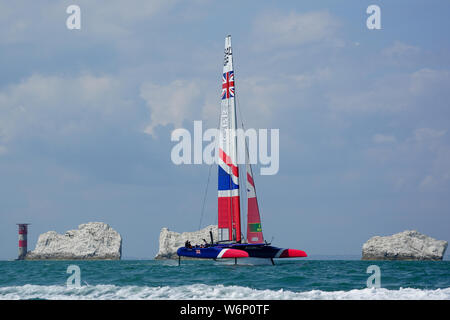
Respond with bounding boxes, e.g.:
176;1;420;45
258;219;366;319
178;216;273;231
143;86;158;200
26;222;122;260
362;230;447;261
155;225;218;259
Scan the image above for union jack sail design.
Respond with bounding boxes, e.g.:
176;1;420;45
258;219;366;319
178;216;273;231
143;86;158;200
218;35;241;242
222;71;235;100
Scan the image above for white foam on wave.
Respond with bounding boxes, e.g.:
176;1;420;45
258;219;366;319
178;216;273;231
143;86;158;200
1;284;449;300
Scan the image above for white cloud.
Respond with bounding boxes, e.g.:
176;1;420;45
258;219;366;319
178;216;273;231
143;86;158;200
138;71;301;138
366;127;450;191
139;69;309;137
288;68;332;89
419;175;437;190
414;128;446;142
328;68;450;114
409;68;450;96
328;77;408;113
234;76;291;128
373;134;396;144
0;73;130;143
83;0;181;38
382;41;421;59
0;1;181;44
92;0;179;21
252;11;341;48
140;79;203;136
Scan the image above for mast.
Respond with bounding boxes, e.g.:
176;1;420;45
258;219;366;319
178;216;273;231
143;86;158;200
218;35;242;242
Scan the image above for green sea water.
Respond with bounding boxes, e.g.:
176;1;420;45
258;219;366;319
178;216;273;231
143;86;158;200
0;259;449;299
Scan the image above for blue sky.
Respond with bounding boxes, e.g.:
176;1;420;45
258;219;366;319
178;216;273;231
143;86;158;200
1;0;449;259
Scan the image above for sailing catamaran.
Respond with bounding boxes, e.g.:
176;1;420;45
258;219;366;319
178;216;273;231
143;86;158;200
177;35;307;264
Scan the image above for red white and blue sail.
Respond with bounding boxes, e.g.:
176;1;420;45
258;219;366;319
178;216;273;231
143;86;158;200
218;35;241;243
246;151;264;244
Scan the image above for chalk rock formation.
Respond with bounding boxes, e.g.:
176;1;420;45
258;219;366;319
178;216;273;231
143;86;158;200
362;230;447;261
26;222;122;260
155;225;218;259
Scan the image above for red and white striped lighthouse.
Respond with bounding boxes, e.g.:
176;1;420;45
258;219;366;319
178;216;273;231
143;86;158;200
17;223;30;260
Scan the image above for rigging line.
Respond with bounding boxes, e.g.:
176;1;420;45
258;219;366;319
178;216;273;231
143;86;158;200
198;161;213;230
198;97;222;231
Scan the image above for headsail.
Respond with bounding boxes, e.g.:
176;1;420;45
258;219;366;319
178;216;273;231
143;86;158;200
218;35;242;242
246;150;264;243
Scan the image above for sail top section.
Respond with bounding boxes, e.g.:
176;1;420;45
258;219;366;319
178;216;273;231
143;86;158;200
223;35;233;73
222;35;235;101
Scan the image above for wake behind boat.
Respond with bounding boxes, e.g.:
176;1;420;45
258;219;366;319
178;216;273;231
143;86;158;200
177;35;307;265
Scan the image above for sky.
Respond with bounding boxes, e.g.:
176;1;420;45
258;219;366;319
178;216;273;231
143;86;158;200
1;0;449;259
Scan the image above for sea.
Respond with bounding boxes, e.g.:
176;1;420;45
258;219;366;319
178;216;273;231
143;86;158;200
0;257;449;300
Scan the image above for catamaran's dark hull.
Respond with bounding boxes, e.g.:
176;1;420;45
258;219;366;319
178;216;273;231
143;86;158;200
177;243;307;260
176;246;249;259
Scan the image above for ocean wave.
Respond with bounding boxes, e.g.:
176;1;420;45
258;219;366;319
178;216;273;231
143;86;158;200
1;284;449;300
